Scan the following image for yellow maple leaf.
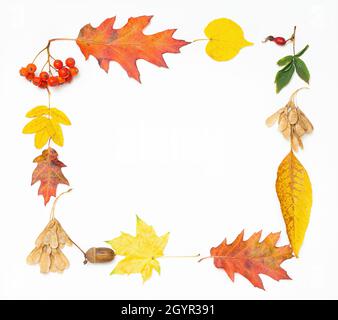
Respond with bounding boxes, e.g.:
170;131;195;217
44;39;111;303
204;18;253;61
106;216;169;282
276;151;312;257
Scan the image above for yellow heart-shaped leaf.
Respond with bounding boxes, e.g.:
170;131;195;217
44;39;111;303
204;18;253;61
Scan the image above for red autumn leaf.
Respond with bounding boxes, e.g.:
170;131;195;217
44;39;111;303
31;148;69;205
76;15;189;82
208;231;293;290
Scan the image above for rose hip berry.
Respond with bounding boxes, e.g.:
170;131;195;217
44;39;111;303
274;37;287;46
263;35;288;46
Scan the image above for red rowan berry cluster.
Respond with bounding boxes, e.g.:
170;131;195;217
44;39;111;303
19;58;79;89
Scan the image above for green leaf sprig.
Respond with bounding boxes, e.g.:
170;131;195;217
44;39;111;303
275;27;310;93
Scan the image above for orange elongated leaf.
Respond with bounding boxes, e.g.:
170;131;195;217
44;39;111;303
32;148;69;205
76;15;189;82
209;231;293;290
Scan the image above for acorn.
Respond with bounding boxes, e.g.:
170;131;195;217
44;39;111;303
85;247;115;263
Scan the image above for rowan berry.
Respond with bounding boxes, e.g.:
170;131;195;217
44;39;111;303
26;63;37;73
25;73;35;81
65;74;73;83
65;57;75;68
69;67;79;76
48;76;59;86
58;76;66;84
53;60;63;69
58;67;70;78
39;81;48;89
40;72;49;81
32;76;41;86
20;67;28;77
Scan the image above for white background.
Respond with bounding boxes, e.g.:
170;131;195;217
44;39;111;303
0;0;338;300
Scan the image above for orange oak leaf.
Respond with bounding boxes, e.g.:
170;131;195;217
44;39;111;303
76;15;189;82
208;231;293;290
32;148;69;205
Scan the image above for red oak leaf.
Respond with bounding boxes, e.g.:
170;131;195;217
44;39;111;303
76;15;189;82
32;148;69;205
209;231;293;290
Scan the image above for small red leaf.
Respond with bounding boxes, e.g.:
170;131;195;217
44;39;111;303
31;148;69;205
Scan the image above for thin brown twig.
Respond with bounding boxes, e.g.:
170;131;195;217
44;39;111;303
291;26;297;56
48;189;87;262
46;87;52;147
41;60;49;72
50;188;73;220
31;38;76;73
67;235;88;264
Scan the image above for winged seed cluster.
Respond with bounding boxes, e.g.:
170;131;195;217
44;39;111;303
266;99;313;151
27;219;72;273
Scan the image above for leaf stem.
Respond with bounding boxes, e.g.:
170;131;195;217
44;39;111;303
46;87;52;148
198;256;211;262
48;38;77;43
198;255;262;262
160;254;200;259
192;38;209;43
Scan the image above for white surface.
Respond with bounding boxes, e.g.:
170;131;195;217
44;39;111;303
0;0;338;300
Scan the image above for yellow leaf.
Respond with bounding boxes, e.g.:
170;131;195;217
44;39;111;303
276;151;312;257
50;108;71;125
107;216;169;282
22;116;49;134
111;257;160;282
26;106;49;118
34;128;51;149
204;18;253;61
46;120;55;136
106;232;136;256
50;119;64;147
